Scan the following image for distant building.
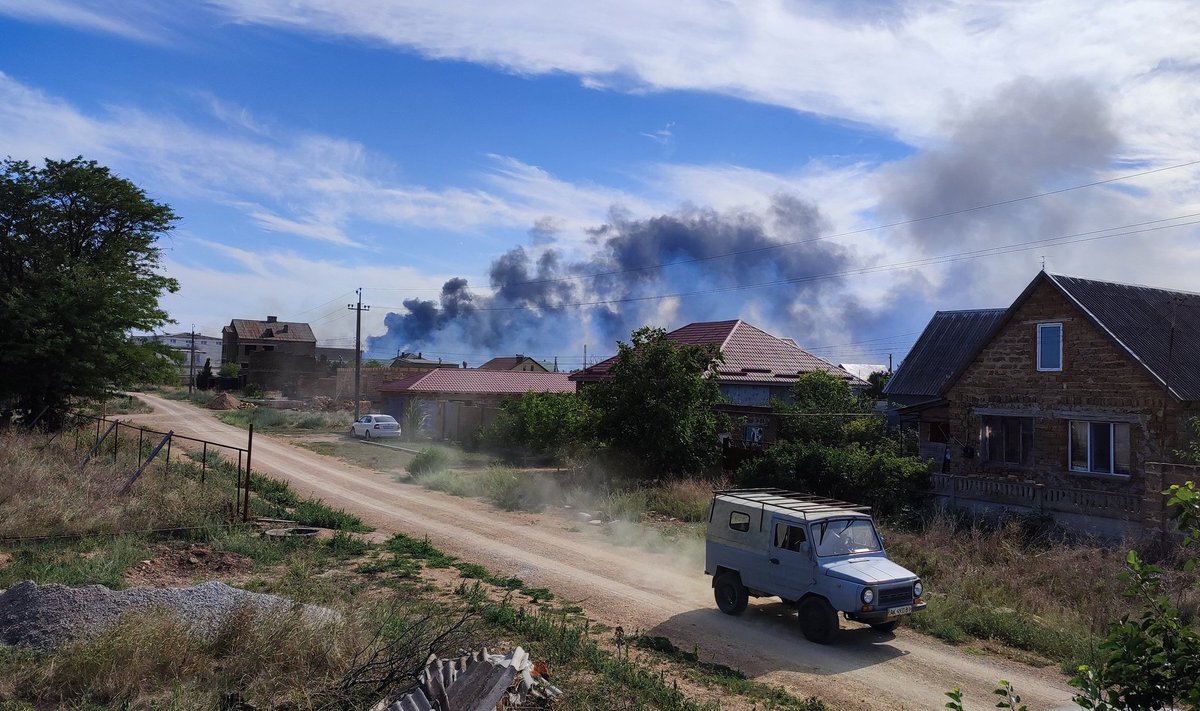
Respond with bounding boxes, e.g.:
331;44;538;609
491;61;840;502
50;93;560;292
221;316;317;393
477;354;550;372
838;363;889;382
134;332;222;383
389;351;446;370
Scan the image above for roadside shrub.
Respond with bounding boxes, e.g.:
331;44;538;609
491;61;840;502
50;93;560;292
407;447;453;477
480;391;591;463
736;440;929;515
482;467;547;512
291;499;373;532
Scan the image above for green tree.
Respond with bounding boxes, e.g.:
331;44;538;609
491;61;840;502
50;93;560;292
866;369;890;400
583;326;725;477
218;362;241;378
482;391;591;462
778;370;870;446
0;157;179;428
197;357;214;390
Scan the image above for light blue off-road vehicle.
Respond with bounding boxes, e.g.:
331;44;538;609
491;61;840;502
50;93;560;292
705;488;925;644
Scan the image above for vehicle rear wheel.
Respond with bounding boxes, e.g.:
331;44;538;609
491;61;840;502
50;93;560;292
713;573;748;615
798;597;838;644
869;620;899;633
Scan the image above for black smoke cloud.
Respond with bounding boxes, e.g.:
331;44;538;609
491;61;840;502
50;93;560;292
368;195;858;362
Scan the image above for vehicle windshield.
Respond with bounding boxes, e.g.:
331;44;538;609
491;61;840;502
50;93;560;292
813;518;881;557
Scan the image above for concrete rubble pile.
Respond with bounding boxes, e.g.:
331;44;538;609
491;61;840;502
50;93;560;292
375;646;562;711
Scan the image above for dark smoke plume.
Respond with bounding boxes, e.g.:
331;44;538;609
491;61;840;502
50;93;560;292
367;195;859;362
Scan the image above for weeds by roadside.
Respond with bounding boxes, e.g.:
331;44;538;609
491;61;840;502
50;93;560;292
216;408;347;433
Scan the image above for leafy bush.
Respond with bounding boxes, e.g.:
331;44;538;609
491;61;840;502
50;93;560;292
480;391;591;463
407;447;453;477
291;499;373;532
736;439;929;515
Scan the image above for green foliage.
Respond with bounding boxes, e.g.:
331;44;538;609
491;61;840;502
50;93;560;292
1069;481;1200;710
583;326;726;477
291;499;372;532
743;369;928;514
196;358;214;390
481;391;591;462
866;370;891;400
945;681;1027;711
400;398;428;441
218;362;241;378
242;383;264;398
736;439;929;515
1176;416;1200;465
0;157;180;428
407;447;453;476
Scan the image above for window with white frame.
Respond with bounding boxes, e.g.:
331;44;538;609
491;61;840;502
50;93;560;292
981;415;1034;465
1037;323;1063;371
1069;421;1131;475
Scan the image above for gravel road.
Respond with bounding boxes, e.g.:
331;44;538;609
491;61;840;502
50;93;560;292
129;393;1078;711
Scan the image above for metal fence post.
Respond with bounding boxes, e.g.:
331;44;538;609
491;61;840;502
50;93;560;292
242;424;253;523
164;434;172;475
112;422;120;463
201;442;208;484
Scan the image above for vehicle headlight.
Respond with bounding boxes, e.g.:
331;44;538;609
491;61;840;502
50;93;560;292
861;587;874;604
913;581;923;598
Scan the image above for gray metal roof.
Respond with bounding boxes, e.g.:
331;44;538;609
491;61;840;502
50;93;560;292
1049;273;1200;401
884;309;1006;399
714;488;871;521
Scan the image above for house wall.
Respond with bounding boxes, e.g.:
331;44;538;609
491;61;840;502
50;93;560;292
944;280;1194;497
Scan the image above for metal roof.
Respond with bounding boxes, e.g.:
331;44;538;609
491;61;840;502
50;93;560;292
713;488;871;520
477;355;548;371
1049;273;1200;401
571;319;865;386
224;318;316;343
884;309;1006;399
379;369;575;395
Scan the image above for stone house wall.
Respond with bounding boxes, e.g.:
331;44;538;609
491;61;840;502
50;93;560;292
945;280;1194;497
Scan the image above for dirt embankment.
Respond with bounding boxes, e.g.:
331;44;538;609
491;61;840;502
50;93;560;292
129;393;1078;711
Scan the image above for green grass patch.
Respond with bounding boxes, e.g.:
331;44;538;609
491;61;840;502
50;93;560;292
407;447;454;476
291;499;372;532
385;533;457;568
0;535;152;589
216;408;346;432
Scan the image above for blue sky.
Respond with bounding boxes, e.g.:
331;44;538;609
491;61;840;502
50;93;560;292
3;1;1199;369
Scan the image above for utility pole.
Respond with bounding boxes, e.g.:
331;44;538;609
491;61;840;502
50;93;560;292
348;289;370;421
888;353;893;373
188;326;196;395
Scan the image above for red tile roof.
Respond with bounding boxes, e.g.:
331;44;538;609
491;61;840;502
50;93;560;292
378;368;575;395
570;319;863;386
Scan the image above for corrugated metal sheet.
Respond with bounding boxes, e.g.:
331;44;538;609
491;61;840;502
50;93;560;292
380;646;561;711
379;369;574;395
1051;274;1200;401
571;319;863;387
884;309;1006;399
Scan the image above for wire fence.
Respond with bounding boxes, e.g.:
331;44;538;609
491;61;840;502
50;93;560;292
59;413;255;522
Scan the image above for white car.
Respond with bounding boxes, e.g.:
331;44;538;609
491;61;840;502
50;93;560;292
350;414;401;439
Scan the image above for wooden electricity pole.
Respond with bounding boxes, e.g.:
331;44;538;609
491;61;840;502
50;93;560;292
348;289;370;421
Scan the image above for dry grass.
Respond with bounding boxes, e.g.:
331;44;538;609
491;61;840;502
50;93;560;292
884;511;1197;667
2;595;471;710
0;431;230;539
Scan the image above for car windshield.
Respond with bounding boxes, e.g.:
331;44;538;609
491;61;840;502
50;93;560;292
374;416;397;423
813;518;881;557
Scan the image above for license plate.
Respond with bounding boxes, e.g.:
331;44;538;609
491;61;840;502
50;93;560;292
887;605;912;617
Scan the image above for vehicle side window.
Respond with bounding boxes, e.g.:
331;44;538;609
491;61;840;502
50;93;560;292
774;523;807;552
729;511;750;532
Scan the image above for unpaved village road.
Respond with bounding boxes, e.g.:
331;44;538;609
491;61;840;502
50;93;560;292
131;394;1076;711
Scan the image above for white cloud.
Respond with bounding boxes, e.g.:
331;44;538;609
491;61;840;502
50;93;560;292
201;0;1200;156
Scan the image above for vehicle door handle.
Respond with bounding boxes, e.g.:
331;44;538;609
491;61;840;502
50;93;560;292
770;558;780;565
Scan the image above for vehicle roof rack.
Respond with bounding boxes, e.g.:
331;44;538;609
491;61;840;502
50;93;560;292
712;488;871;519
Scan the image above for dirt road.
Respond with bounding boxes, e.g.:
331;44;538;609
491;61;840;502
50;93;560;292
131;393;1077;710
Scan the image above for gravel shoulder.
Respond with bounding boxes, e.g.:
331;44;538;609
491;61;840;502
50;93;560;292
127;393;1078;711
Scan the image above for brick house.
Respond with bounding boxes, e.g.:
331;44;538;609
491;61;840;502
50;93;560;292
569;319;865;447
379;369;574;442
893;272;1199;538
221;316;318;393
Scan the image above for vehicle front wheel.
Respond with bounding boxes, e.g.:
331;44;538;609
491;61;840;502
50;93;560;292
798;597;838;644
713;573;748;615
869;620;899;633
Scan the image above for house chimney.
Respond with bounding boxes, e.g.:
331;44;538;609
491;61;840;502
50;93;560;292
418;352;422;359
266;315;277;323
